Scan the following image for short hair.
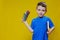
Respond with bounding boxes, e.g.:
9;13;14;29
36;2;47;11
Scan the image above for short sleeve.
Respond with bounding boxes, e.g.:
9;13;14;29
31;19;35;30
47;18;54;28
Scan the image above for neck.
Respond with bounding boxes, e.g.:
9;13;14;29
38;16;44;18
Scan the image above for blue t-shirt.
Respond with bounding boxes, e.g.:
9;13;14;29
31;16;54;40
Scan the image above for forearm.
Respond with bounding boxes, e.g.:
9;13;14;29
23;21;34;33
47;21;55;34
49;27;55;32
47;27;55;34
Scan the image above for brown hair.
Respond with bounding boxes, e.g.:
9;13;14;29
36;2;47;11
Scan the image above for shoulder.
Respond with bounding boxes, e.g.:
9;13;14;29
43;16;52;22
44;16;51;19
44;16;53;22
31;17;38;22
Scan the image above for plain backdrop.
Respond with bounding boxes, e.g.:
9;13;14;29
0;0;60;40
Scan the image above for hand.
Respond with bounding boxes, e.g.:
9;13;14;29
47;29;51;34
21;18;27;24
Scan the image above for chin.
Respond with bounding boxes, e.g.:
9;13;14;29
39;15;43;17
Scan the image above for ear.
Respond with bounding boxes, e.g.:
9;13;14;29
36;9;38;13
45;10;47;13
45;8;47;12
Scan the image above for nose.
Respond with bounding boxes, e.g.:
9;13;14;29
39;11;43;13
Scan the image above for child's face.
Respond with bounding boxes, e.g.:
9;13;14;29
36;6;46;17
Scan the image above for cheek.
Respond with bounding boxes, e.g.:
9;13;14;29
42;12;45;14
36;10;46;14
38;11;41;13
36;10;39;13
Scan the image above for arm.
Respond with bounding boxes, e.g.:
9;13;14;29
47;21;55;34
22;21;34;33
47;27;55;34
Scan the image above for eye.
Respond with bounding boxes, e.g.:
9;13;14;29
38;9;41;11
42;10;45;12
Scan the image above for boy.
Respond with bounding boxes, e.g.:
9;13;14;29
22;2;55;40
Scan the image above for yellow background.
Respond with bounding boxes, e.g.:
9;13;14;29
0;0;60;40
